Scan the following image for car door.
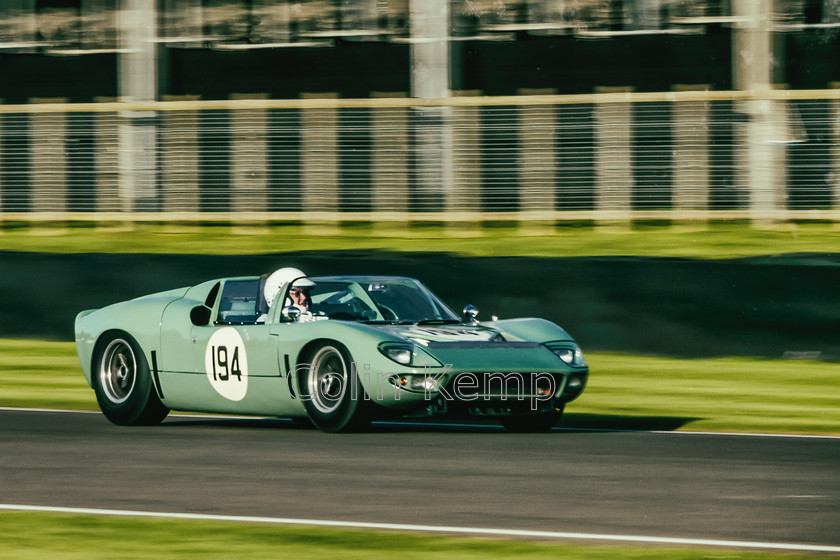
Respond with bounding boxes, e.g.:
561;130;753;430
189;320;290;413
160;278;299;416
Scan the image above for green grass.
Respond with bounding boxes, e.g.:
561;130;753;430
0;512;823;560
3;221;840;258
0;339;88;410
2;339;838;435
570;354;840;435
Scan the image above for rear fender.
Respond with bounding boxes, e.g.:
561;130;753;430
74;290;189;385
74;310;98;385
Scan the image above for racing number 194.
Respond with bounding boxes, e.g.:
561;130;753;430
211;345;242;381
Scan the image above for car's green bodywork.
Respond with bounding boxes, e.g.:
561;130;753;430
75;275;588;425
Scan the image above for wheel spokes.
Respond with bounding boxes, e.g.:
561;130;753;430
309;347;348;413
100;340;137;404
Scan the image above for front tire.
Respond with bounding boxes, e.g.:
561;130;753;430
299;342;369;433
93;332;169;426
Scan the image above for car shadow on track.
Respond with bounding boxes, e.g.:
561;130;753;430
162;416;313;430
558;413;701;432
161;416;502;433
369;414;701;433
161;413;700;434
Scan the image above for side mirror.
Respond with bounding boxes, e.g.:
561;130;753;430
282;305;301;322
462;304;479;323
190;305;212;326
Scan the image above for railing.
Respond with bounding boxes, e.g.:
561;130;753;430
0;88;839;229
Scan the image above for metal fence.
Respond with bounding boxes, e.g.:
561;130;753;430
0;88;839;227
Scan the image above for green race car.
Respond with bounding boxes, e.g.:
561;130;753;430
75;268;588;433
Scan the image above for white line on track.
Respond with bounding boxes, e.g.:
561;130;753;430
1;504;838;554
2;406;839;439
0;406;100;414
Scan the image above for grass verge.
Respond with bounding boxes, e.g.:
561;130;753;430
2;339;838;435
0;511;824;560
2;222;840;258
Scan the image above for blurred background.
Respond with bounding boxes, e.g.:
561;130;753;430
1;1;840;359
1;0;839;97
0;0;837;220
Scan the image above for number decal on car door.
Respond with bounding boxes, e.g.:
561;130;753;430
205;327;249;401
211;345;242;381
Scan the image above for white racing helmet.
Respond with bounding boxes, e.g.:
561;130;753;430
263;267;315;308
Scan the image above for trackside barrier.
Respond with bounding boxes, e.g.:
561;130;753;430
0;88;839;231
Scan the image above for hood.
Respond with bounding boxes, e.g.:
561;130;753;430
375;322;569;373
378;323;501;344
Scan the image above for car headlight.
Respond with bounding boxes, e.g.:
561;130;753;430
378;342;442;367
545;342;587;368
380;344;411;365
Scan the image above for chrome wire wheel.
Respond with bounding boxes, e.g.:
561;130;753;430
98;338;137;405
307;345;349;414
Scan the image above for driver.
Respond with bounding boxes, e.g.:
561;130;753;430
261;267;317;322
288;285;310;311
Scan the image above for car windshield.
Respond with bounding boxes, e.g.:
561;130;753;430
307;277;461;324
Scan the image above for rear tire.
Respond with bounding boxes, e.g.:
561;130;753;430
299;342;369;433
93;332;169;426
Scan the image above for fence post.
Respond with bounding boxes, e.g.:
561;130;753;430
118;109;158;216
594;87;634;229
739;96;789;227
29;98;68;229
118;0;158;218
672;85;710;228
731;0;788;227
160;95;201;229
517;88;557;235
832;83;840;225
371;92;410;234
447;90;482;236
92;97;124;228
230;93;269;233
300;93;340;235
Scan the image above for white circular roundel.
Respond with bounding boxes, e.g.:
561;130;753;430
205;327;248;401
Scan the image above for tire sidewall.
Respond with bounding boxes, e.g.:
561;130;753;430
92;332;157;426
299;341;366;432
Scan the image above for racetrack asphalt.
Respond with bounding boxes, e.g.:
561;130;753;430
1;409;838;551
